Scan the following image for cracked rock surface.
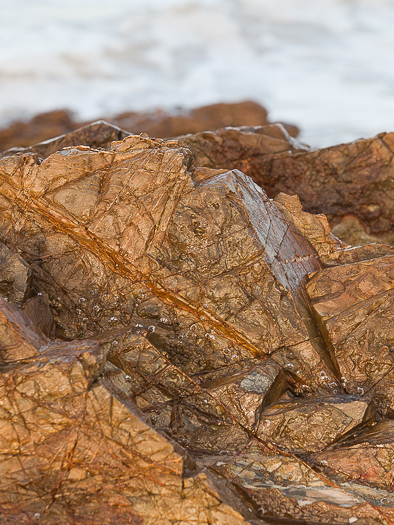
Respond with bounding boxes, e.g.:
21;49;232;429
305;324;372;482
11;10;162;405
1;123;394;523
180;127;394;247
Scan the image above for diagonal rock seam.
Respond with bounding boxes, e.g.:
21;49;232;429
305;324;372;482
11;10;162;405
0;140;340;391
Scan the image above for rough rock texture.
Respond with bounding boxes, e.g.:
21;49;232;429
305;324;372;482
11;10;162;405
180;128;394;246
0;131;345;393
309;420;394;493
306;255;394;418
256;394;374;454
0;302;252;524
0;101;299;153
0;243;31;305
2;123;394;523
179;124;307;183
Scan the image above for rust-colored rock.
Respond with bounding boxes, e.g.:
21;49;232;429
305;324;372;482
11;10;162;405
2;122;394;524
211;445;393;524
256;394;374;454
111;101;299;139
0;302;252;524
306;256;394;399
309;420;394;493
179;123;307;178
22;292;55;338
0;243;31;305
0;101;299;154
0;109;77;152
180;127;394;245
259;132;394;239
0;298;47;364
272;192;346;261
111;101;269;138
0;132;343;393
0;120;130;159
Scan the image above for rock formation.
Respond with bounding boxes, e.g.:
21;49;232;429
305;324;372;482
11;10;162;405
0;101;299;153
179;126;394;247
1;121;394;523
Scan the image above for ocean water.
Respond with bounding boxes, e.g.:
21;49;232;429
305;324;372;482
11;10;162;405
1;0;394;147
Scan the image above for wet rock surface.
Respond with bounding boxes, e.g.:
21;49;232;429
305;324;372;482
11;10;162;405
180;127;394;246
1;123;394;523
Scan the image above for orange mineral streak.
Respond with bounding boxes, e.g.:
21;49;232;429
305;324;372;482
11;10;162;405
13;189;266;358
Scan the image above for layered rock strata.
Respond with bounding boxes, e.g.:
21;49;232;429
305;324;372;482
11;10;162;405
0;123;394;523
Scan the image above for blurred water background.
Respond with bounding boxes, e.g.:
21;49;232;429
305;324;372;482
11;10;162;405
1;0;394;147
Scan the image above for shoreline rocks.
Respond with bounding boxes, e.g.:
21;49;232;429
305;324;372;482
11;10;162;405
0;101;299;154
1;119;394;523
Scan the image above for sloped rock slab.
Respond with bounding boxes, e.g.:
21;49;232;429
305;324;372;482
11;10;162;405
0;120;130;159
210;445;394;524
306;255;394;413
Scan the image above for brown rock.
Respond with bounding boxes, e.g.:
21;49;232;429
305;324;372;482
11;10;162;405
0;243;31;305
0;120;130;159
180;128;394;244
323;243;394;266
201;361;287;430
258;132;394;232
306;255;394;401
0;297;47;364
0;295;388;523
111;101;298;139
179;123;307;176
0;109;77;152
260;191;394;266
102;329;285;453
257;394;374;454
0;133;340;393
272;193;346;261
331;216;394;247
103;329;250;455
4;122;394;523
309;420;394;493
253;133;394;242
112;101;270;138
210;444;393;524
0;329;252;524
0;101;299;154
22;292;55;338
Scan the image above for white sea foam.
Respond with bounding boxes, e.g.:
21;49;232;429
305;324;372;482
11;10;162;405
1;0;394;147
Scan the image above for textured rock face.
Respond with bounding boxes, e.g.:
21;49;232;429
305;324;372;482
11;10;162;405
0;131;342;392
181;127;394;245
2;124;394;523
0;305;251;524
307;255;394;419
